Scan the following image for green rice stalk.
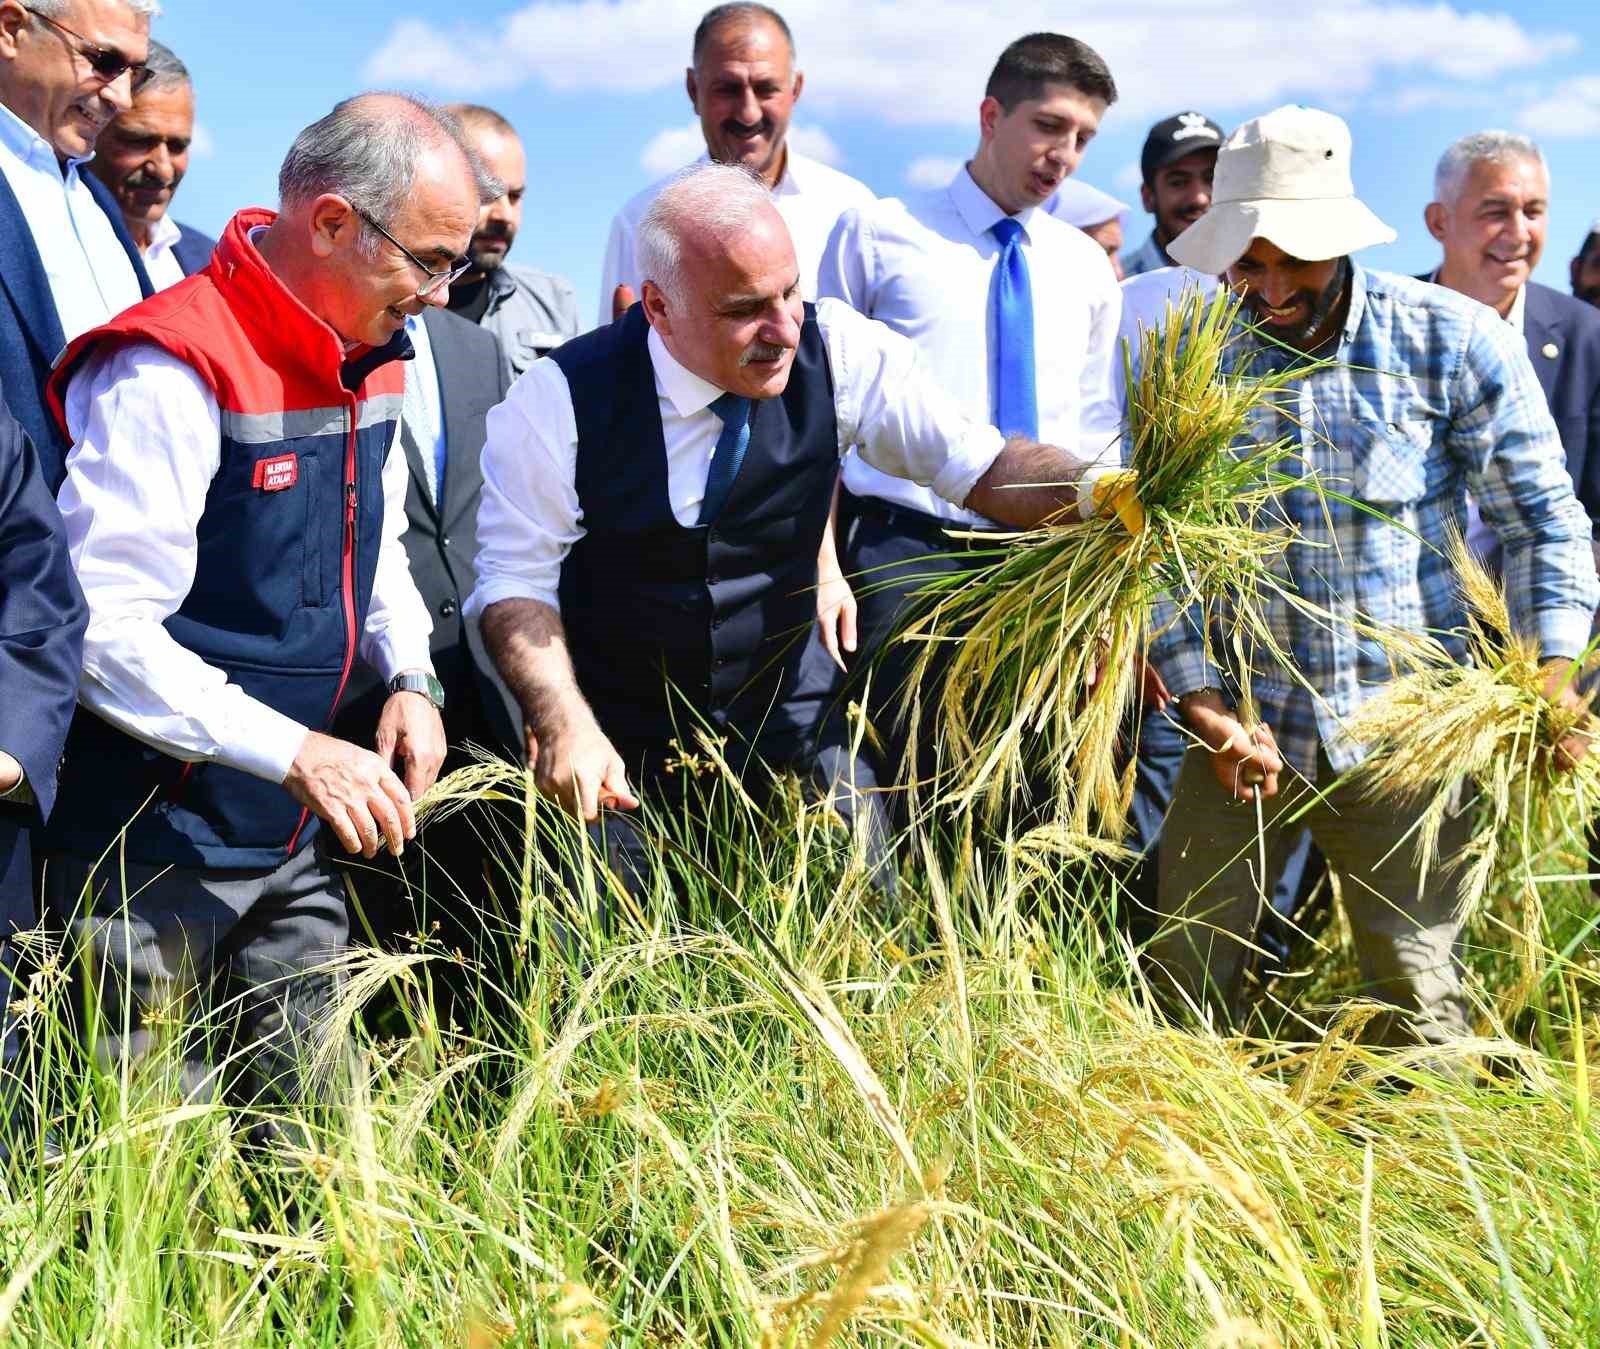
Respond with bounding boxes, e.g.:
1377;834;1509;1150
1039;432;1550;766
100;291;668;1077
897;285;1331;837
1341;534;1600;1012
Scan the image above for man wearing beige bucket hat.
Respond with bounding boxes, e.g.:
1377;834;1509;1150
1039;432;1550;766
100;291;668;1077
1146;106;1600;1048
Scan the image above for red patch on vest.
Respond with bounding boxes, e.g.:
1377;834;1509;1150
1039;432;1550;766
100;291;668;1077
252;453;299;492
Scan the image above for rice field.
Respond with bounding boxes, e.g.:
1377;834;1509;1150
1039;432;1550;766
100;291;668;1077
3;767;1598;1347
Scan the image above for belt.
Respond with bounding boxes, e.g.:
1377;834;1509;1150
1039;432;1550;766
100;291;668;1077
841;490;1005;552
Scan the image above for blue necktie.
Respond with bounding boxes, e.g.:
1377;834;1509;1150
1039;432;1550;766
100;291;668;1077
699;391;752;525
989;216;1038;441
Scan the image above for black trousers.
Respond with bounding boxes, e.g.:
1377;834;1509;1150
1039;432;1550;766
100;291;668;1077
789;490;996;841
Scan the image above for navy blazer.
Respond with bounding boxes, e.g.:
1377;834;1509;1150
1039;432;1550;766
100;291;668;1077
1523;282;1600;527
0;167;152;492
172;221;217;277
0;390;86;934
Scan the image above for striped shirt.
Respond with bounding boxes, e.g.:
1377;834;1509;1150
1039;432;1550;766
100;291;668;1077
1149;263;1599;778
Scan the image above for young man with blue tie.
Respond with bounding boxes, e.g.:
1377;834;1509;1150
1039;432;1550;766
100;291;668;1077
800;32;1124;843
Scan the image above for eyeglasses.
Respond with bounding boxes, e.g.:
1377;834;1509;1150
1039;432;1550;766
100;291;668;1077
351;203;471;300
26;8;154;94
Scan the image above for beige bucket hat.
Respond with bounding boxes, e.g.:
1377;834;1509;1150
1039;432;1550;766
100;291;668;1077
1168;105;1396;276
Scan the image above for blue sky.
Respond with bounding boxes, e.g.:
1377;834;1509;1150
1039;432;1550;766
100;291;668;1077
156;1;1600;322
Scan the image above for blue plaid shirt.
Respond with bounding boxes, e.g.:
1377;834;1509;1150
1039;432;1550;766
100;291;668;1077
1149;264;1600;779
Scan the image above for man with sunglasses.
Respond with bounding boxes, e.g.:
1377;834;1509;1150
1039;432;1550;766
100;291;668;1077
0;0;156;491
40;94;496;1139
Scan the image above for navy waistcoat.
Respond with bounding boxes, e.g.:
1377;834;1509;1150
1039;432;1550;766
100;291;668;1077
551;304;837;756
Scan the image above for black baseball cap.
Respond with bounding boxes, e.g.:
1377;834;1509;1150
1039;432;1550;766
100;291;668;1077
1140;111;1225;185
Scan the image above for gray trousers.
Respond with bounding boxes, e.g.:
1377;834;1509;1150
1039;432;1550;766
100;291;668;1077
1150;746;1475;1045
43;843;349;1108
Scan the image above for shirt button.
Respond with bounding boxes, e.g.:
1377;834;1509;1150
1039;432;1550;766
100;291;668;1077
439;599;457;619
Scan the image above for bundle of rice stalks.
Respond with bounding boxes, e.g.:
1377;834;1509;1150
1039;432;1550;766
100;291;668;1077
897;285;1326;835
1341;536;1600;1006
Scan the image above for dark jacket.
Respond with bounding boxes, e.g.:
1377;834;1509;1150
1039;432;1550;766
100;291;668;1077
336;307;522;758
46;208;409;869
1523;281;1600;526
172;221;218;277
0;166;151;491
0;390;86;934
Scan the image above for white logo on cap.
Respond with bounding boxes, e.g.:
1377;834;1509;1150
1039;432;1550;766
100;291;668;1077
1173;111;1219;143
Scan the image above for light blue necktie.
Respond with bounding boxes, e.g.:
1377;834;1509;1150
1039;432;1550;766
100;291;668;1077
989;216;1038;441
699;391;752;525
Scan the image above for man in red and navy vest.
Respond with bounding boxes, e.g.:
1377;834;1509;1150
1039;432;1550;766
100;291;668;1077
43;94;493;1121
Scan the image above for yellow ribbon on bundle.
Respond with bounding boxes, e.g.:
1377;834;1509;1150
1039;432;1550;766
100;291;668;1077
1091;469;1146;538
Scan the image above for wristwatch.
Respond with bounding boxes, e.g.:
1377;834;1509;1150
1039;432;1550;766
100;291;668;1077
389;671;446;710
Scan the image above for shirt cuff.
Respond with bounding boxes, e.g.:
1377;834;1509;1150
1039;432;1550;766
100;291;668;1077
1533;608;1597;664
1149;635;1222;701
930;423;1006;510
465;577;560;620
213;700;312;785
361;631;436;685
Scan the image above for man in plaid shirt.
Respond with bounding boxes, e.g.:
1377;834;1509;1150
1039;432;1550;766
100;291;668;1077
1145;107;1599;1045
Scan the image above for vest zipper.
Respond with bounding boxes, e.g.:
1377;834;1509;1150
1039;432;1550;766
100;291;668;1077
286;401;362;854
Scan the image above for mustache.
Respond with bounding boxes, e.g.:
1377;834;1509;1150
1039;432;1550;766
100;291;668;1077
739;341;787;366
474;224;513;241
721;118;770;137
124;171;177;190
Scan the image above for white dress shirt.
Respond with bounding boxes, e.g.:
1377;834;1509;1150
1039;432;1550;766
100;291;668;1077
402;314;447;506
1114;265;1221;411
597;149;876;326
140;213;188;293
0;100;142;343
468;299;1007;615
58;342;435;786
823;166;1124;527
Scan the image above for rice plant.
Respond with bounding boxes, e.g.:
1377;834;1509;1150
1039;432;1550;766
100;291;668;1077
1341;532;1600;1017
896;285;1331;840
3;759;1600;1346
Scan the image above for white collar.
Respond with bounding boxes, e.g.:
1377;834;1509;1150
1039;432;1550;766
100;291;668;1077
0;97;85;174
647;323;725;417
144;211;182;256
947;163;1037;243
690;146;803;198
1430;267;1526;333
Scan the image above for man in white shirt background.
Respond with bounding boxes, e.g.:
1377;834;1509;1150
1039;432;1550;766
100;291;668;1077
86;38;214;291
41;94;487;1132
597;2;875;325
0;0;154;489
799;32;1123;852
471;163;1128;896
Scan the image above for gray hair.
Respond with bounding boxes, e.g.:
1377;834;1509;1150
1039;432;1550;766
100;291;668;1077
27;0;161;14
278;93;503;258
636;162;776;306
1434;130;1546;205
141;39;188;93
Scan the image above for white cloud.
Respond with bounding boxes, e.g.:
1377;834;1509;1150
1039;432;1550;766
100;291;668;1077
638;120;841;176
904;155;962;190
639;121;704;177
365;1;1575;127
1520;77;1600;138
190;122;215;160
1112;162;1142;194
787;124;842;166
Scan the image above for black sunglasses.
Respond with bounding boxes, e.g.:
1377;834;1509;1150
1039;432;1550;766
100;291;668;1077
351;203;471;300
27;8;154;94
